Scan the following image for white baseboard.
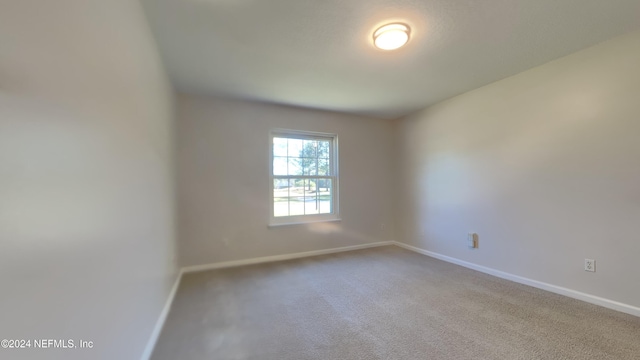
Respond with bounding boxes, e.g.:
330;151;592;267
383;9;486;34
182;241;394;274
140;270;183;360
392;241;640;318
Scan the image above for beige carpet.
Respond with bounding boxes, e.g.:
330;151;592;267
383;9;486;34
151;246;640;360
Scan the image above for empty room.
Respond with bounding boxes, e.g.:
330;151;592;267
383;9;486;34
1;0;640;359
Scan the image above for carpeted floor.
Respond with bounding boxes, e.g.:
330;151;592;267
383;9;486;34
150;246;640;360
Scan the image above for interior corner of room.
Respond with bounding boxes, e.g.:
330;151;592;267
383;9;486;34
1;1;639;360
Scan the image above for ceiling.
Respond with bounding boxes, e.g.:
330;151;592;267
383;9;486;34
142;0;640;119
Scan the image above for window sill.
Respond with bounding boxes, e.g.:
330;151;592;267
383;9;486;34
268;218;342;228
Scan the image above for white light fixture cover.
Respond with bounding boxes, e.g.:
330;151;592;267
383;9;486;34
373;23;410;50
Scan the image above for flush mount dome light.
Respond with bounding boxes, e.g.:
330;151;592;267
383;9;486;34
373;23;410;50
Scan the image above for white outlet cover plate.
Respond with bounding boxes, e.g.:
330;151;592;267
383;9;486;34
468;233;475;248
584;259;596;272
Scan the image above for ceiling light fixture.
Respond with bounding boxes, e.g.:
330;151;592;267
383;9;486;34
373;23;410;50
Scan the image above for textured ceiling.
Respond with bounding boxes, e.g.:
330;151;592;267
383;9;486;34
142;0;640;119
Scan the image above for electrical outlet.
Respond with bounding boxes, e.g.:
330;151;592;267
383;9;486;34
467;233;478;249
584;259;595;272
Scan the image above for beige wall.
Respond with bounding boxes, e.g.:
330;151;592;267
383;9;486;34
395;30;640;308
0;1;178;359
177;94;395;266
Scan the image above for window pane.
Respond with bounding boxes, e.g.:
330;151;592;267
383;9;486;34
288;157;302;175
303;178;316;194
303;179;318;214
273;156;287;176
301;158;317;175
317;141;330;159
299;141;317;175
289;178;305;216
318;158;330;176
273;179;290;217
318;179;332;214
305;199;319;214
301;140;316;158
288;139;303;157
273;137;288;157
273;179;289;197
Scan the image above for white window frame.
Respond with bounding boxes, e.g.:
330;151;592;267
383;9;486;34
269;129;340;227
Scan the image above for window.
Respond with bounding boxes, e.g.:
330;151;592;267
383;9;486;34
269;130;339;226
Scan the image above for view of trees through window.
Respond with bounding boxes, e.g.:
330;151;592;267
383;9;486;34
273;136;334;217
